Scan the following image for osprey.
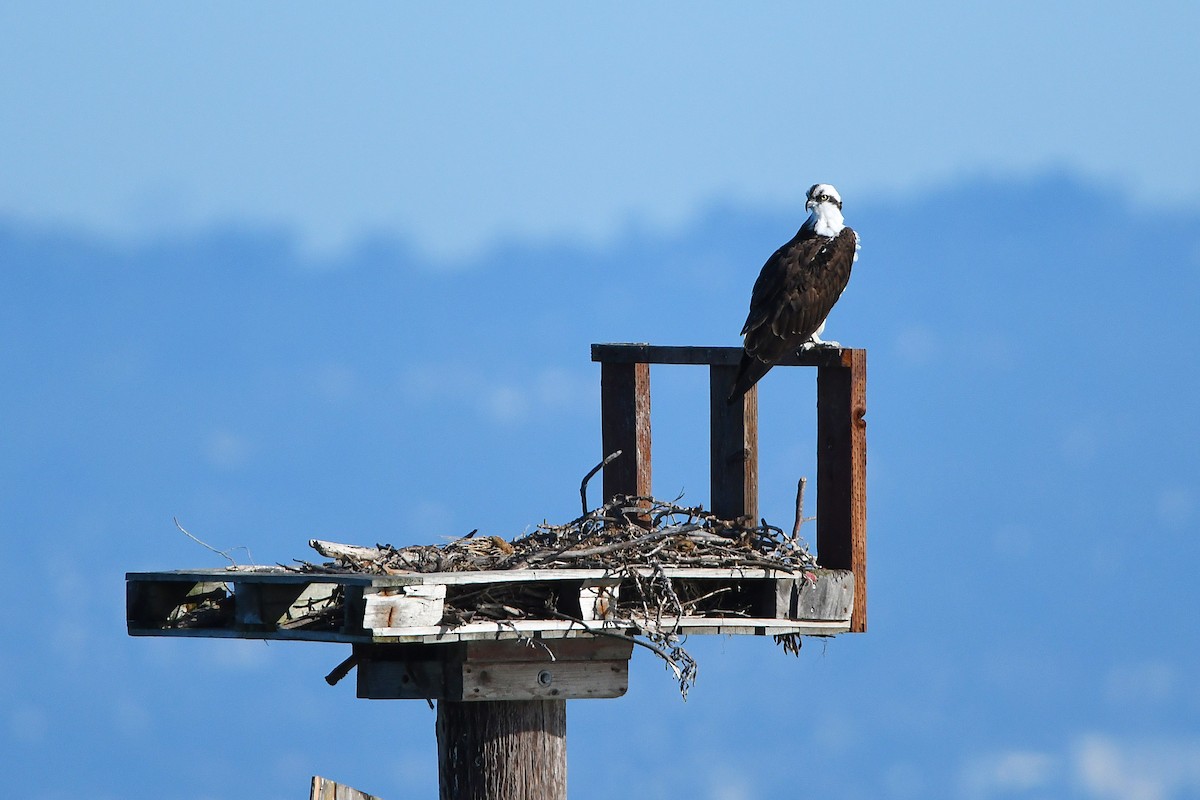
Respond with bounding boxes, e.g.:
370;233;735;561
728;183;859;401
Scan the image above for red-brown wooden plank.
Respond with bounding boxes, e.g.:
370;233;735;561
815;349;867;632
708;365;758;521
599;361;651;502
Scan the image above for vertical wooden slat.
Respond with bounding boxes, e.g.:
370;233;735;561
708;365;759;521
599;361;652;502
816;349;867;632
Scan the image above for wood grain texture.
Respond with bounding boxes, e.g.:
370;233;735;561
815;349;867;632
709;365;758;521
795;571;855;622
362;585;447;629
309;776;382;800
356;639;634;701
128;567;857;643
437;700;566;800
599;361;651;502
459;659;628;701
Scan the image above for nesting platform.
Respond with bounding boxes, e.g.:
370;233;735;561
126;342;867;703
126;565;853;700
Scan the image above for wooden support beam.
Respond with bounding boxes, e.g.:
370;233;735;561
708;365;758;521
816;349;867;632
437;699;566;800
599;361;651;502
592;342;848;368
356;639;633;701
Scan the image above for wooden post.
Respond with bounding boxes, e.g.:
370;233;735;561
436;699;567;800
815;349;867;632
708;365;759;521
310;776;381;800
599;361;651;502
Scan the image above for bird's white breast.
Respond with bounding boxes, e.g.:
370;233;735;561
812;203;845;237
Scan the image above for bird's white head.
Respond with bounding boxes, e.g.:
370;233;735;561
805;183;845;237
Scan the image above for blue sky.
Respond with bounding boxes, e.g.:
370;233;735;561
3;5;1200;800
1;3;1197;259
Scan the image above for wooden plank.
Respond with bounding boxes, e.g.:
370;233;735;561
816;348;867;632
362;585;446;629
599;361;651;503
579;578;620;621
592;342;849;368
132;615;850;643
357;654;448;700
709;365;759;521
366;566;793;585
463;638;633;663
310;776;382;800
459;659;628;701
129;564;829;588
128;569;854;641
127;626;367;643
795;572;854;621
356;639;634;701
767;577;797;619
126;569;376;586
371;616;851;642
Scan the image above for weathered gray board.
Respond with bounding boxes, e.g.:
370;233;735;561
126;567;855;644
310;776;381;800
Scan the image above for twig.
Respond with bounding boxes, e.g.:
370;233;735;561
580;450;622;516
679;586;733;611
791;477;814;541
173;517;240;567
543;609;692;682
548;523;701;561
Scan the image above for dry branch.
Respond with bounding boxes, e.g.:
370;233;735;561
298;489;818;698
580;450;622;516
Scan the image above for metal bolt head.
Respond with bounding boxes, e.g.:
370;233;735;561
537;669;553;687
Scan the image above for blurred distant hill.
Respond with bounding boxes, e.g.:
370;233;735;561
3;173;1199;799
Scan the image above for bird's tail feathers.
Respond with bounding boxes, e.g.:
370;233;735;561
727;354;772;404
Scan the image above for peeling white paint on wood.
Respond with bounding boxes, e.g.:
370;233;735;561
363;585;447;629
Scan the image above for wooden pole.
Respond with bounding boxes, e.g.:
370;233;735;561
436;699;567;800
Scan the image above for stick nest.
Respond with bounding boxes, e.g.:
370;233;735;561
297;494;816;698
304;494;816;575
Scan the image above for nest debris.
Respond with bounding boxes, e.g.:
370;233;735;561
296;492;818;698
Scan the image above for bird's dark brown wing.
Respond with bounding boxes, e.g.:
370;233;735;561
729;226;857;401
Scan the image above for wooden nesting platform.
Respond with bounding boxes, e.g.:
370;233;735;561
126;342;866;704
126;566;854;642
126;565;853;700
